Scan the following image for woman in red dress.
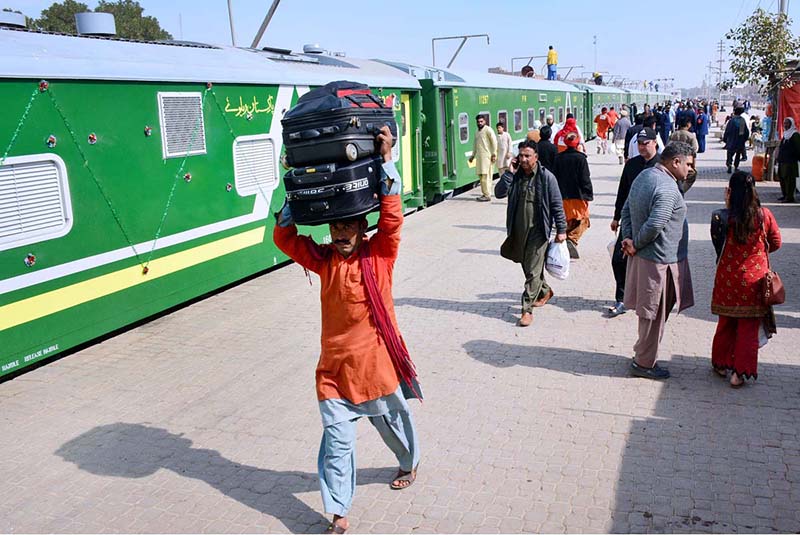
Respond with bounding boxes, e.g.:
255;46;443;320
711;171;782;387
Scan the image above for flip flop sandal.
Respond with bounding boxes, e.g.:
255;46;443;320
325;522;347;534
390;467;417;490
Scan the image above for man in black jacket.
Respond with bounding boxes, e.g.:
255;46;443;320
551;132;593;259
496;140;567;327
537;125;557;171
607;127;659;317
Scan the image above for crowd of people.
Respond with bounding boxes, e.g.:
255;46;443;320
488;100;786;389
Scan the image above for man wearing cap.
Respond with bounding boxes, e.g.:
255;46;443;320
274;126;421;534
620;141;696;380
496;140;567;327
608;127;660;317
627;115;665;160
612;110;632;164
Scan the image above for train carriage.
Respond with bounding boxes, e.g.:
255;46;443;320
568;83;628;138
0;27;424;378
378;61;584;204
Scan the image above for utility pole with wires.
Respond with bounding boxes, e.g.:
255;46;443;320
716;40;726;104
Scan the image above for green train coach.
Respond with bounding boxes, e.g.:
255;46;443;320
0;28;426;379
377;62;586;204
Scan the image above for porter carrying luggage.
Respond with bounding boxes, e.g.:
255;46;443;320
283;156;382;225
281;81;397;167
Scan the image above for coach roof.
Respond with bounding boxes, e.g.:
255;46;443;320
0;28;421;89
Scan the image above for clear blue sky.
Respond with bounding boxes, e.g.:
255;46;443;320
5;0;799;89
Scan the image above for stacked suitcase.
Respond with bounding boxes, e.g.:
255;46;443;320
281;81;398;225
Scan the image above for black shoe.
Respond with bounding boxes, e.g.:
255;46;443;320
630;361;670;380
566;240;579;259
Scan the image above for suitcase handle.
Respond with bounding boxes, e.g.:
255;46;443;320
309;201;331;212
288;124;344;141
344;93;383;109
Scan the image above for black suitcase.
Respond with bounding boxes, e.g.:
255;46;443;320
281;81;397;168
283;156;382;225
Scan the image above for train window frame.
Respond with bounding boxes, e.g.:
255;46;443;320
497;110;508;131
527;108;535;129
479;110;491;127
232;134;280;198
549;107;555;122
0;153;74;252
539;108;546;124
458;112;469;144
558;107;564;123
157;92;207;159
513;109;523;133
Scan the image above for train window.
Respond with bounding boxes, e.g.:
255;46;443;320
157;92;207;158
479;111;491;126
498;110;508;130
549;107;555;122
458;112;469;143
0;153;73;252
513;109;522;132
566;107;571;116
400;102;407;137
233;135;279;198
527;108;535;129
558;107;564;123
539;108;545;124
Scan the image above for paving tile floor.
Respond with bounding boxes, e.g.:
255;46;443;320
2;129;799;534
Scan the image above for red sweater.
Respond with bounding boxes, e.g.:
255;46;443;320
273;196;403;404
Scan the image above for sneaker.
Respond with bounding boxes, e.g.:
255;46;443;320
607;302;626;317
476;195;491;202
630;361;670;380
597;146;601;154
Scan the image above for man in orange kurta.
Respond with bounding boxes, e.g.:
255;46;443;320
273;128;420;534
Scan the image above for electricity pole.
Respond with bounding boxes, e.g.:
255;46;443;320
716;40;725;104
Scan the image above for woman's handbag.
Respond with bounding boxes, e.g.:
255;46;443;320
762;271;785;306
761;222;785;306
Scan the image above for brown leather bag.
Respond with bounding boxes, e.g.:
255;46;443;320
762;222;785;306
763;270;785;306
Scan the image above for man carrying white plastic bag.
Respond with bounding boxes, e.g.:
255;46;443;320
496;140;567;327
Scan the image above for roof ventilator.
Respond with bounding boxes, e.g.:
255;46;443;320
75;12;116;36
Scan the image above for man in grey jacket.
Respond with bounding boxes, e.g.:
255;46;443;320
496;140;567;327
621;142;696;379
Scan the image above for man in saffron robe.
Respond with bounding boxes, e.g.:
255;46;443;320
274;127;420;534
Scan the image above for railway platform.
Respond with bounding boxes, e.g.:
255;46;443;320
1;133;799;534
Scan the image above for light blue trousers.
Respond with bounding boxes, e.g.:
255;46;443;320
317;408;420;516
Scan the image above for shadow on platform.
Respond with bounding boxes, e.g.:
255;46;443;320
55;423;395;533
462;342;800;532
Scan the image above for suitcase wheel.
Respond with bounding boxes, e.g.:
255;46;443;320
309;201;330;213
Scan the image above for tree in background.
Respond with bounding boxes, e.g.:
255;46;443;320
31;0;89;33
29;0;171;40
722;7;800;179
95;0;171;40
